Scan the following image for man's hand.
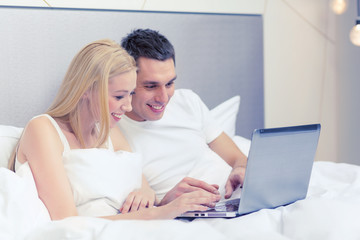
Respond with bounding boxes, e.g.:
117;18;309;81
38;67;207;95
224;166;246;199
158;190;221;219
159;177;220;206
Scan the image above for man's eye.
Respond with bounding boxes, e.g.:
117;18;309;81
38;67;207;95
144;85;156;89
166;81;174;87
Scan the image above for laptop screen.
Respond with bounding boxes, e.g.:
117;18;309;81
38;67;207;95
238;124;321;215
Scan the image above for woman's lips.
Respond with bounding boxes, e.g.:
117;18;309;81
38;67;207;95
111;112;122;121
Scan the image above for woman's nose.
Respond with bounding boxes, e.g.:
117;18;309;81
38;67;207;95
121;96;133;112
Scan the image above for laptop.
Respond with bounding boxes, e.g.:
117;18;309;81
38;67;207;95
179;124;321;218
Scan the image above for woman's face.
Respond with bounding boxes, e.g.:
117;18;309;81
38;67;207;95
107;69;137;128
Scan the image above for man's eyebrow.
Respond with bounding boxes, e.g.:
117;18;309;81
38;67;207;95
142;81;159;85
164;77;177;84
169;76;177;82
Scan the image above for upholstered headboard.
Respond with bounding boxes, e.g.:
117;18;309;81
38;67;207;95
0;6;263;138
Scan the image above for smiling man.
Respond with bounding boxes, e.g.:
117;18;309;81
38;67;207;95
125;57;176;122
118;29;247;206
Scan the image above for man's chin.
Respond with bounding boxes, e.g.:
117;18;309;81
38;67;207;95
125;111;164;122
147;113;164;121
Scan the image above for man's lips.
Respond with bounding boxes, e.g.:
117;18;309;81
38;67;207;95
147;104;165;112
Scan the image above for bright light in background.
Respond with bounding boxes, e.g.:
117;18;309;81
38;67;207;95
349;0;360;47
330;0;348;15
350;21;360;46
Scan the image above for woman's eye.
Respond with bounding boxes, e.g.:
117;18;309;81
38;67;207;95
130;91;136;96
115;96;124;100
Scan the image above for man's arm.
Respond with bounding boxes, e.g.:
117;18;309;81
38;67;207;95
208;132;248;198
160;132;247;204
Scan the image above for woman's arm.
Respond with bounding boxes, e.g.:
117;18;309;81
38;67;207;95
18;116;78;220
103;190;218;220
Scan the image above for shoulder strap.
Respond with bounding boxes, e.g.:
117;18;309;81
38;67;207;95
34;114;71;153
107;136;114;151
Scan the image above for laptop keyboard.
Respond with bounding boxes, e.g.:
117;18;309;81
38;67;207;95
209;198;240;212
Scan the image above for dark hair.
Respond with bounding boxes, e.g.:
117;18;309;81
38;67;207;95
121;28;175;64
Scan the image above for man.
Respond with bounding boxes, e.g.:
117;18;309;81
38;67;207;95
118;29;247;206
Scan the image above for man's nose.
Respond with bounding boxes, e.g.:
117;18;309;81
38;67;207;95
154;87;168;103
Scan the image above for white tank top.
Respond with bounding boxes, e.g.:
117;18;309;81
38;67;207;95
16;114;142;217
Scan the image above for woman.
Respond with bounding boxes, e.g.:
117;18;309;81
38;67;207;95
8;39;218;220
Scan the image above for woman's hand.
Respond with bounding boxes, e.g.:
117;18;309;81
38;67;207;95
120;186;156;213
120;174;156;213
111;189;220;220
118;176;220;219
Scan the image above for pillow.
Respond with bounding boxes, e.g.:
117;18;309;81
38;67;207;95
0;125;23;168
210;95;240;138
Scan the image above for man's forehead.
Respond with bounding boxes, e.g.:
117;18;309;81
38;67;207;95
137;57;175;69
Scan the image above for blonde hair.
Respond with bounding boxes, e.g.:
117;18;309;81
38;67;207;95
8;39;135;171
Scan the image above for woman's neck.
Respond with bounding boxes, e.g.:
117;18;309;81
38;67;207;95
55;105;99;149
77;104;99;148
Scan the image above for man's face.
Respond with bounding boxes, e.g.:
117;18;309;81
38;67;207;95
126;57;176;121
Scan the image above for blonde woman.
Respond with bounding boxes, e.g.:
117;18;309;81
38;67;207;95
8;39;219;220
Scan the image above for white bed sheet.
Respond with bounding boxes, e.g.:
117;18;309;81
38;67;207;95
1;161;360;240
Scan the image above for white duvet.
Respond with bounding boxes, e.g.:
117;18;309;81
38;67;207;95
1;161;360;240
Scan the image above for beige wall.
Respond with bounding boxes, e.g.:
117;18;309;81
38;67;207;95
1;0;351;164
336;0;360;166
263;0;337;164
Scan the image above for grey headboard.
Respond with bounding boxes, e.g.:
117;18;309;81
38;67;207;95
0;6;264;139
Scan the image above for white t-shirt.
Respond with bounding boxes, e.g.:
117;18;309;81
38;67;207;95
118;89;232;200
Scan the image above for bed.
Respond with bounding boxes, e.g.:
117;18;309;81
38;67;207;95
1;5;360;240
1;102;360;240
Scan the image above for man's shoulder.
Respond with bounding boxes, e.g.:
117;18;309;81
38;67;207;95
172;89;202;105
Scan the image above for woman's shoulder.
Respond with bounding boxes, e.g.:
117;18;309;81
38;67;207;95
17;114;64;162
26;114;56;133
110;126;132;152
27;114;51;129
22;115;62;147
